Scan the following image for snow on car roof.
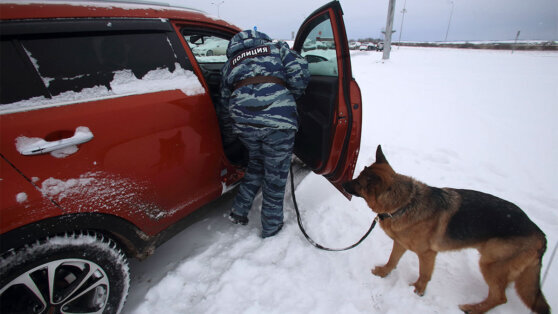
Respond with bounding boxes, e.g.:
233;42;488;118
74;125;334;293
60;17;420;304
0;0;202;13
0;0;238;27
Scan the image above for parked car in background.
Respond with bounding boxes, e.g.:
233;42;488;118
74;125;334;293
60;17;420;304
359;42;374;51
359;42;383;51
349;41;361;50
188;36;228;58
302;38;329;51
0;1;362;313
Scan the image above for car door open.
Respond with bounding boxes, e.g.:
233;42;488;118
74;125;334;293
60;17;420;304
293;1;362;199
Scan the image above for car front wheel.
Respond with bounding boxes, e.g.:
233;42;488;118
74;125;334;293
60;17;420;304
0;232;130;314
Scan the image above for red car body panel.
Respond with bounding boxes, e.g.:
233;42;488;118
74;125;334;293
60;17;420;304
0;157;63;232
1;90;228;235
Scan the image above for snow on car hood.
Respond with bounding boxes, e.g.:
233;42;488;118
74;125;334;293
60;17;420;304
0;63;205;114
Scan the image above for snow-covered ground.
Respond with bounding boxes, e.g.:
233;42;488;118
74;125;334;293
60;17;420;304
123;47;558;314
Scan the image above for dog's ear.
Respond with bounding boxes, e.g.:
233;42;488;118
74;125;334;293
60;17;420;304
375;145;389;164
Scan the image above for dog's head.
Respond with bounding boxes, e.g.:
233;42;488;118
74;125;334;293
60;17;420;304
342;145;410;214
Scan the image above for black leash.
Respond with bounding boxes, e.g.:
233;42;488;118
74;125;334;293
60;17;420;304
289;166;378;251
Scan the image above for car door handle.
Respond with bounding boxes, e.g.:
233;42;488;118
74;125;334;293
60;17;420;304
17;127;94;156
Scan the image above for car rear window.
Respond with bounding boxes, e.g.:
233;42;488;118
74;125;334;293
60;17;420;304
0;19;193;105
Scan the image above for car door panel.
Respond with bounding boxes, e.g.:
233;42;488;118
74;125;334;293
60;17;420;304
0;156;63;233
294;1;362;198
0;90;225;235
0;21;229;235
294;76;338;171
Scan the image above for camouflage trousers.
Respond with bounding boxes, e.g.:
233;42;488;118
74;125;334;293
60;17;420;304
231;128;296;237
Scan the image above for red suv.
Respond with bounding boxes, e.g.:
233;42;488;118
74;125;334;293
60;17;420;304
0;1;361;313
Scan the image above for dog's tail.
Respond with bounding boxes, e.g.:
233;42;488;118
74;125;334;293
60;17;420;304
515;241;550;314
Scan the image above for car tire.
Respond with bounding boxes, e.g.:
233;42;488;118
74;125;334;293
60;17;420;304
206;49;214;56
0;232;130;314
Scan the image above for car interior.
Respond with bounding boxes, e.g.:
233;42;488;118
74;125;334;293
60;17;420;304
182;30;248;166
182;18;342;173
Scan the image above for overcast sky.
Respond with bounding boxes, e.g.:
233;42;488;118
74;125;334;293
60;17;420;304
161;0;557;42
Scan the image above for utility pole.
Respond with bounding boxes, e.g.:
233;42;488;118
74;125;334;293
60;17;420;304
512;30;521;54
444;1;454;42
397;0;407;45
211;1;224;18
382;0;397;60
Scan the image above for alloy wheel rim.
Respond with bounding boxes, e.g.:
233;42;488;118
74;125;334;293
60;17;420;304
0;258;110;314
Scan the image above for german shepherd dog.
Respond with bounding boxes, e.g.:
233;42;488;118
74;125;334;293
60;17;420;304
342;145;550;314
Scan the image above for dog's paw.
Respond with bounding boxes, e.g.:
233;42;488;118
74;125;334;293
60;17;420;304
413;288;425;297
458;303;481;314
371;266;391;277
410;283;425;297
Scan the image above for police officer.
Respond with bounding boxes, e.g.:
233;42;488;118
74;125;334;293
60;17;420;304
218;29;310;238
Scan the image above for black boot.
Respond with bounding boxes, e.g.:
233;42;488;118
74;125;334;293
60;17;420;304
229;212;248;225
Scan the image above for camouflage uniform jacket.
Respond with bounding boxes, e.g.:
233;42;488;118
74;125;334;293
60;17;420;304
218;30;310;144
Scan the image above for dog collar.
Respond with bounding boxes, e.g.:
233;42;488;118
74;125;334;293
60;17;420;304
376;187;417;221
376;213;392;221
376;202;413;221
377;207;406;221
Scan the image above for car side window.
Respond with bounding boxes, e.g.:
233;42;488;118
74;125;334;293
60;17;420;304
20;31;192;98
184;35;229;63
299;15;338;77
0;40;47;105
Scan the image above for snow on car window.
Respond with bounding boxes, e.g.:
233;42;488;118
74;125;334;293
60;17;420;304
0;64;205;114
110;64;204;96
22;46;54;87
